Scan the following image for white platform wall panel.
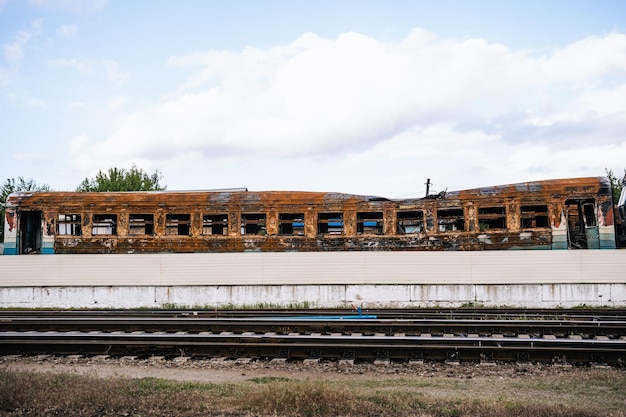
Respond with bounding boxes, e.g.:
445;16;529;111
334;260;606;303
1;251;625;287
2;250;625;308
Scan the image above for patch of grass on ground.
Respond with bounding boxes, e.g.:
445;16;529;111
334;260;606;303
1;369;625;416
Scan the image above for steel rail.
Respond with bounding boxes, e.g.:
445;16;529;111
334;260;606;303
2;310;624;365
1;317;625;341
1;330;624;365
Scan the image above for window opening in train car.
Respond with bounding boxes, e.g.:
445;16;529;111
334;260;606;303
166;214;191;236
357;212;383;234
203;214;228;235
397;210;424;234
566;200;583;233
317;212;344;235
278;213;305;235
92;214;117;235
565;199;597;248
241;213;266;235
521;205;549;228
57;214;81;236
437;208;465;232
129;214;154;235
566;199;597;228
583;202;597;227
19;211;42;254
478;207;506;230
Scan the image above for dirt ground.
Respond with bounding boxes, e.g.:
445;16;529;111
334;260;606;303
1;354;611;383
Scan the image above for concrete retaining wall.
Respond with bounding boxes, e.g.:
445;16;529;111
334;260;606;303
1;251;624;308
1;283;624;309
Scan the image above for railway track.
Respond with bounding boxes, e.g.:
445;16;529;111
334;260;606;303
1;309;625;366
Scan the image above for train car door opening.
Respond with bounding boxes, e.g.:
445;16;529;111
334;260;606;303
565;199;599;249
19;211;42;254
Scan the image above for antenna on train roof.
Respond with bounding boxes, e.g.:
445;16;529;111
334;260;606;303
425;179;447;199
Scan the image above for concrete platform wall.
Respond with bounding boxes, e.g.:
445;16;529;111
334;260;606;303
1;283;625;309
1;251;625;308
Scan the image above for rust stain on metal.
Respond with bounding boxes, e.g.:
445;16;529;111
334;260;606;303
4;177;619;253
5;211;15;232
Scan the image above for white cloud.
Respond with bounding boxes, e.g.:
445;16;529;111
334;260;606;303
1;20;44;106
575;84;626;117
74;30;626;195
13;152;43;161
7;91;45;107
48;57;92;73
541;34;626;82
106;95;127;112
47;57;128;85
57;24;78;39
102;59;129;86
2;19;42;71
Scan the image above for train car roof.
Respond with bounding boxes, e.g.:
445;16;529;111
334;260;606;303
5;176;611;207
4;189;391;207
398;176;611;202
444;176;611;199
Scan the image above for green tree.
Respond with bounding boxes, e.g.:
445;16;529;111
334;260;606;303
1;177;52;243
76;165;166;192
606;168;626;205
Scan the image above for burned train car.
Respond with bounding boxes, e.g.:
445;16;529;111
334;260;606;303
618;178;626;247
2;177;619;255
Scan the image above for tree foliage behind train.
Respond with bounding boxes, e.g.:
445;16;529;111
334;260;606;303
1;166;164;242
0;177;51;242
76;165;166;192
606;168;626;205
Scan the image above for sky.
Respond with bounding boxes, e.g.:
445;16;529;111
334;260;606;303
1;0;626;199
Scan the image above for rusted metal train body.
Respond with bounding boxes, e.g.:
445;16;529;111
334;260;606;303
2;177;620;255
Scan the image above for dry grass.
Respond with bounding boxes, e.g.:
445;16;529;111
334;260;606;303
1;368;625;416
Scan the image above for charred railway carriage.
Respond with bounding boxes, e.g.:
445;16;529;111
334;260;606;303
2;177;619;255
